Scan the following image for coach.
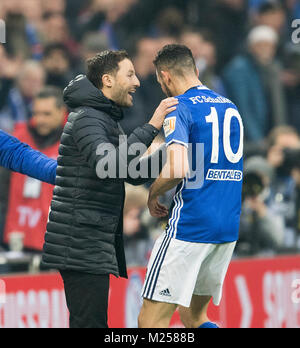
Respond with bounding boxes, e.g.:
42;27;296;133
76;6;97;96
41;50;177;328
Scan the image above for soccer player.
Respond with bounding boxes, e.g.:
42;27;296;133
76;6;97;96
138;45;244;328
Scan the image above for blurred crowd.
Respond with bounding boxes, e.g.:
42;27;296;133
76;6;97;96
0;0;300;270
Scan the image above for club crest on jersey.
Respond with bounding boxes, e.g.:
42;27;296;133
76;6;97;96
163;117;176;137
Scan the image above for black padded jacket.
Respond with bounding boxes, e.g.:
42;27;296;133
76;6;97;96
41;75;161;278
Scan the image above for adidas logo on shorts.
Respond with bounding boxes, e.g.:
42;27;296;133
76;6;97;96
159;288;172;297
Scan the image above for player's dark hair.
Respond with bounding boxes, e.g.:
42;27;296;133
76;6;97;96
36;86;64;108
153;44;197;76
86;50;130;89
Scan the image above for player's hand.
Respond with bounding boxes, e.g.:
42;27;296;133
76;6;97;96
148;98;178;130
148;196;169;218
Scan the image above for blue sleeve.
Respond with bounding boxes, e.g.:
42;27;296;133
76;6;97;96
0;130;57;185
163;102;192;148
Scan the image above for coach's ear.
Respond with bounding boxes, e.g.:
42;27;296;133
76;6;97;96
102;73;113;88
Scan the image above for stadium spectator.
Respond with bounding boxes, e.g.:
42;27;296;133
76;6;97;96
249;0;267;11
266;126;300;251
0;45;23;116
1;0;42;60
237;156;285;257
0;60;45;133
73;32;110;76
76;0;138;50
102;0;186;50
180;29;226;95
252;1;287;34
42;43;74;89
281;45;300;132
42;0;66;15
252;1;288;60
80;32;110;63
20;0;44;34
288;0;300;20
185;0;248;70
223;25;287;143
133;38;158;80
40;12;79;58
291;157;300;248
0;86;65;252
154;7;185;38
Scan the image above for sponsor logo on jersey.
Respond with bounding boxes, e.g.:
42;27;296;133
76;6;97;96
163;117;176;137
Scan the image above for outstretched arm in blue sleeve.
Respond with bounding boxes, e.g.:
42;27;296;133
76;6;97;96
0;130;57;185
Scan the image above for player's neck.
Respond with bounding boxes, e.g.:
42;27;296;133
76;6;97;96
172;77;203;96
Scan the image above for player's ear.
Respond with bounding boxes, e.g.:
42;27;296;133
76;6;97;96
161;71;171;84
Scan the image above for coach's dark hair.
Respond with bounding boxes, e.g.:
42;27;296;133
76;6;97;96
153;44;197;76
35;86;64;108
86;50;129;89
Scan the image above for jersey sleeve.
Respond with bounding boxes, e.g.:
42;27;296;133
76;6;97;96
0;130;57;185
163;102;192;148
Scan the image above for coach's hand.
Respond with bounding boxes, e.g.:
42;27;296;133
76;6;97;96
148;98;178;130
148;195;169;218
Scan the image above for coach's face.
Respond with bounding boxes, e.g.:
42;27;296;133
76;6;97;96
110;58;140;108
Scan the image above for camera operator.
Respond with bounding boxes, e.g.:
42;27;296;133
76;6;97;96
266;126;300;251
236;156;285;257
285;151;300;249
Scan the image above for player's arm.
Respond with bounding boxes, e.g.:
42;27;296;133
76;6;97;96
148;143;189;217
0;130;57;185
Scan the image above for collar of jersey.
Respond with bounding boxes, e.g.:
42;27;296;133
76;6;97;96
184;85;209;94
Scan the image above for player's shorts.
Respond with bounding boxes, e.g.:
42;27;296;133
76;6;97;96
141;232;236;307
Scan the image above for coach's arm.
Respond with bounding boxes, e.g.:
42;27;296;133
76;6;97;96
147;143;189;217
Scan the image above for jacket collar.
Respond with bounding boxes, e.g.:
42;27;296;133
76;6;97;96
63;75;124;122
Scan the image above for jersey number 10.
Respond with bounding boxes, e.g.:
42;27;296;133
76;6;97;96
205;107;244;164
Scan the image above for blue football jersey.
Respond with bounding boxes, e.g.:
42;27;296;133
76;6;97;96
163;86;244;243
